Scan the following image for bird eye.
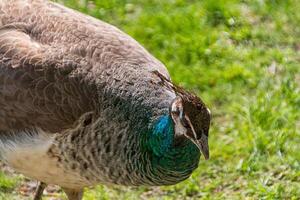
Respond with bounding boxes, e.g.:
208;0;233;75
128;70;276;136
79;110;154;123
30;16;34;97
172;109;179;114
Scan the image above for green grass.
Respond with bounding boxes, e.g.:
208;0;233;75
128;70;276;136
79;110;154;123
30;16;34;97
0;172;20;200
2;0;300;199
0;172;18;192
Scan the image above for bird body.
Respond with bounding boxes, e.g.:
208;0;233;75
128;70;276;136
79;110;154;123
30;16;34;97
0;0;210;199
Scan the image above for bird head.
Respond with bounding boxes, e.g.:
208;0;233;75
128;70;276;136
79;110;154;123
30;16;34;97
152;70;211;160
170;96;211;160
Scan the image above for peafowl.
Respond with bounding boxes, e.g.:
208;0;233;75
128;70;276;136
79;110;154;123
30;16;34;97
0;1;211;200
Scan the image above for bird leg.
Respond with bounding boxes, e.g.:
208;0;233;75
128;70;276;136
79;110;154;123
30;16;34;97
33;182;47;200
63;188;84;200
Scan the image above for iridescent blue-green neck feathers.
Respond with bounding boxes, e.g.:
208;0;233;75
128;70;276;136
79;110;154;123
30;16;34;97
145;115;200;179
147;115;174;157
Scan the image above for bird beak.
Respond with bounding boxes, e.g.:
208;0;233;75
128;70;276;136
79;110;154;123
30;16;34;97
189;135;209;160
183;115;210;160
195;134;209;160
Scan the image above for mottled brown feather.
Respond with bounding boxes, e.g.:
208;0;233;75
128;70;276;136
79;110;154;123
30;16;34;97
0;0;169;133
0;0;210;193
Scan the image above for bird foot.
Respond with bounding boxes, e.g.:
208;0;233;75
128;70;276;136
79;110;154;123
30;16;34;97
33;182;47;200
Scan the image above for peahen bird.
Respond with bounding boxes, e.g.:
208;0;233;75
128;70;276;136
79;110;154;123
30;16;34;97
0;0;211;200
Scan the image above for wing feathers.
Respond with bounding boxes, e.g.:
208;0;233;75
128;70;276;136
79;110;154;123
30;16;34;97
0;0;171;133
0;26;96;132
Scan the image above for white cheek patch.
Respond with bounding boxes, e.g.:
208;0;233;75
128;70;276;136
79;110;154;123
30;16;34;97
173;118;188;136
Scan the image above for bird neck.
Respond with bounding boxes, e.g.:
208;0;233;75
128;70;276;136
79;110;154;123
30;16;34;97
145;115;200;178
146;115;174;156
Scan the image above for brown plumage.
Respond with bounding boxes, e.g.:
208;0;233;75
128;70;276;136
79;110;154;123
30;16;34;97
0;0;169;133
0;1;211;200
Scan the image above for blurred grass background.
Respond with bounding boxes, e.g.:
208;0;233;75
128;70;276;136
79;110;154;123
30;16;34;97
1;0;299;199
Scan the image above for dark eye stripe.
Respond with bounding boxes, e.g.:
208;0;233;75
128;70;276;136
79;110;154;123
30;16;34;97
181;117;189;128
172;110;180;115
